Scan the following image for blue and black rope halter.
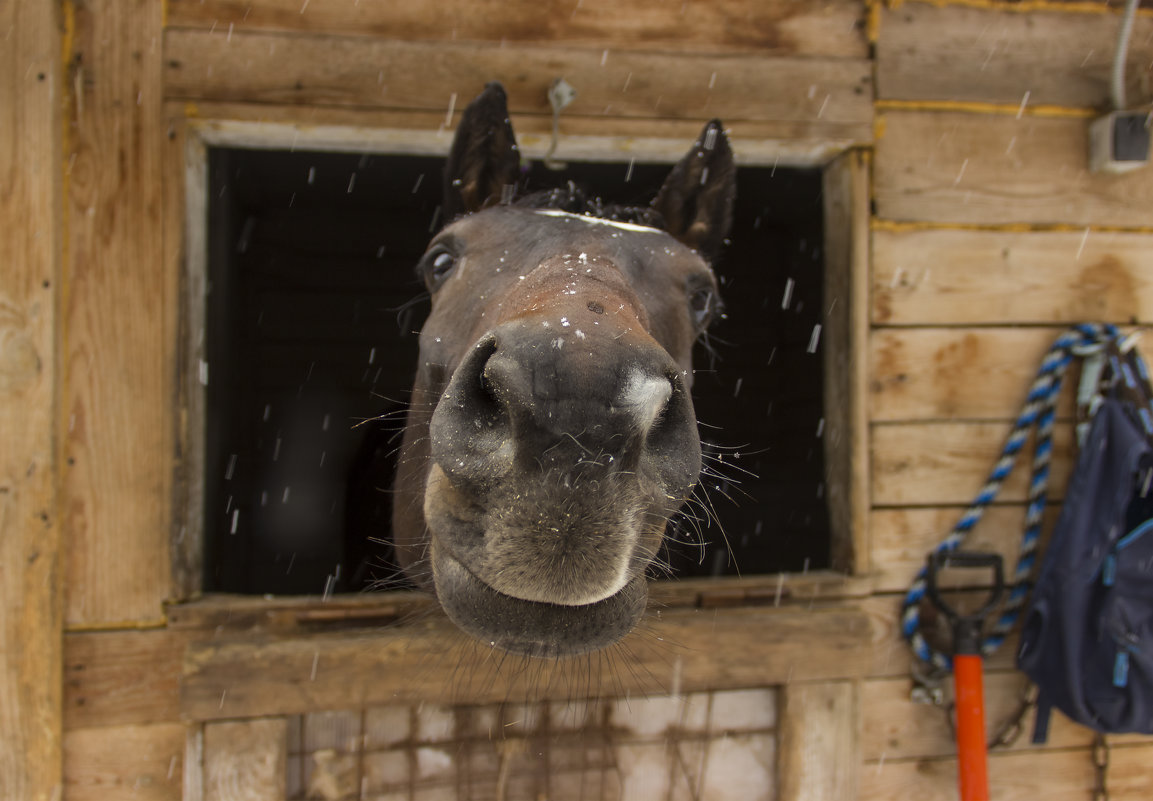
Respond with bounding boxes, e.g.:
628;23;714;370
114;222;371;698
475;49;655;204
900;323;1121;674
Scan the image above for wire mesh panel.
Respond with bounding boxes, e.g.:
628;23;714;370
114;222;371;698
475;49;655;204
285;688;778;801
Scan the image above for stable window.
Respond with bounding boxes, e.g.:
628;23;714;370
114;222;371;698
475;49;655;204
181;128;865;598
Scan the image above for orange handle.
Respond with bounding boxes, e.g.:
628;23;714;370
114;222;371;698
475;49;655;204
953;654;989;801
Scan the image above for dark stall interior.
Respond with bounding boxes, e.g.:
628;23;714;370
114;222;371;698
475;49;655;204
203;147;829;595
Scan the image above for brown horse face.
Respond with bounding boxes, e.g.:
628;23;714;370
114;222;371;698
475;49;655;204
393;84;735;657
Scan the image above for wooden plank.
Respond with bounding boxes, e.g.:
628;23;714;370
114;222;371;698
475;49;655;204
872;421;1075;507
778;681;860;801
869;505;1063;593
63;723;184;801
860;747;1098;801
822;149;872;574
167;0;869;57
167;109;201;600
0;2;63;800
874;110;1153;227
872;228;1153;326
181;605;873;720
63;0;173;624
184;102;867;166
163;30;874;128
877;3;1153;107
64;628;190;731
862;673;1150;762
870;327;1083;422
861;593;1018;680
0;13;62;801
1110;743;1153;800
204;719;287;801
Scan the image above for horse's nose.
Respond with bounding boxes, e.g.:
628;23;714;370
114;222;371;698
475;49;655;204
429;324;699;494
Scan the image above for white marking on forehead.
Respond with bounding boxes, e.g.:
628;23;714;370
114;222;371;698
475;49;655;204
531;208;665;234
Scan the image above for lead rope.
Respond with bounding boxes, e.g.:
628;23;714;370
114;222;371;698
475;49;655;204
900;323;1121;696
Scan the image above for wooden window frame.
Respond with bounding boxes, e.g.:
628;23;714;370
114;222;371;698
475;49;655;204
171;117;872;706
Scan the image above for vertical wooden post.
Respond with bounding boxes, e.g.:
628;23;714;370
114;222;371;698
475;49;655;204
62;0;172;625
778;681;862;801
822;149;872;575
203;719;288;801
0;2;64;799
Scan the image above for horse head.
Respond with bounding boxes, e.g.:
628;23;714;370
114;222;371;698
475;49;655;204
393;83;735;657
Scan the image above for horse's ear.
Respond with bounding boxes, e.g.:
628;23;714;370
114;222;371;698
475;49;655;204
442;82;521;222
651;120;735;262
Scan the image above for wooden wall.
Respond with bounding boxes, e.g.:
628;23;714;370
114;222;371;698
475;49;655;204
864;2;1153;799
2;1;1152;799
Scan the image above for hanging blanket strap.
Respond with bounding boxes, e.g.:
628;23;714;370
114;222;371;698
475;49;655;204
899;323;1121;689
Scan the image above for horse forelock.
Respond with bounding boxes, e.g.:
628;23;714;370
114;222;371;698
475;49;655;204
512;182;667;232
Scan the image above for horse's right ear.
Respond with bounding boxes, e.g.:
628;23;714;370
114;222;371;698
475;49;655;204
651;120;736;263
442;82;521;222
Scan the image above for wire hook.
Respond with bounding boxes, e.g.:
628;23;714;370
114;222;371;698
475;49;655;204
543;78;577;171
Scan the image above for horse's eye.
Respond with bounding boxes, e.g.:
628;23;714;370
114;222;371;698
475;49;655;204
420;246;458;289
689;285;717;330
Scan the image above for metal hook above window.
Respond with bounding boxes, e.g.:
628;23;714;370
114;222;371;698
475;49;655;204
543;78;577;171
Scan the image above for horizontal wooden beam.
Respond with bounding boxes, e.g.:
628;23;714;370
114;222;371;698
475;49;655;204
167;0;869;58
877;3;1153;108
64;628;190;731
862;673;1150;762
63;723;184;801
163;30;874;129
860;594;1014;680
868;505;1062;594
860;742;1153;801
875;110;1153;227
184;107;865;167
872;420;1074;507
870;327;1081;422
872;228;1153;326
181;605;873;720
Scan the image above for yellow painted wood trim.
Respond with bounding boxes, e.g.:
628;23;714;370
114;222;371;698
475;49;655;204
889;0;1153;17
875;99;1097;119
63;617;169;633
871;218;1153;236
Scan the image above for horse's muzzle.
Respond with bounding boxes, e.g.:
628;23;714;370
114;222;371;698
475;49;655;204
431;544;650;658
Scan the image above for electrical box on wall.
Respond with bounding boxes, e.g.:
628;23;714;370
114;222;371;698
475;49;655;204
1089;110;1151;174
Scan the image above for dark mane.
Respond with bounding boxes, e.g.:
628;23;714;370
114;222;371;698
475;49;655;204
512;180;667;230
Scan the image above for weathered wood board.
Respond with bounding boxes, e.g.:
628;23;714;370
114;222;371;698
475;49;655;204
872;421;1074;507
860;594;1018;680
860;743;1153;801
183;100;865;166
823;150;872;573
870;327;1084;422
167;0;869;57
203;719;287;801
862;673;1151;762
64;628;190;731
63;0;173;625
0;2;62;800
869;505;1063;594
181;606;873;721
873;228;1153;326
874;110;1153;227
877;3;1153;108
163;29;874;129
63;723;184;801
778;681;860;801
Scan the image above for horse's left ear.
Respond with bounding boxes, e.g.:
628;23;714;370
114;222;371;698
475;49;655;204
442;82;522;222
651;120;735;262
